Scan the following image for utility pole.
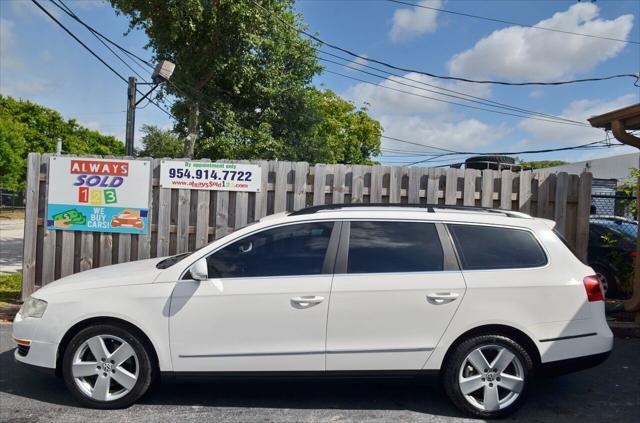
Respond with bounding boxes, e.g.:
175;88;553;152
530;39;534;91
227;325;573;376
125;76;137;156
123;61;175;157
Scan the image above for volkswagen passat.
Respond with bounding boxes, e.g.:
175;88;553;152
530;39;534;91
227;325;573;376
13;205;612;418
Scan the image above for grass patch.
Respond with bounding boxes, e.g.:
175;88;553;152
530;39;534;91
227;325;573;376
0;208;25;220
0;273;21;307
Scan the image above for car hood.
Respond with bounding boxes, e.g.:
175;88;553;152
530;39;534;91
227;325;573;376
34;257;167;296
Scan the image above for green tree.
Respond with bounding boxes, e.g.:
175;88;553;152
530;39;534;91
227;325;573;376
518;160;567;169
110;0;381;163
137;124;183;157
0;117;27;192
0;95;125;191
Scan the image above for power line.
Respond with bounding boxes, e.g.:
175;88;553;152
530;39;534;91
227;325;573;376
251;0;639;87
325;70;594;127
386;0;640;45
32;0;175;121
319;50;586;125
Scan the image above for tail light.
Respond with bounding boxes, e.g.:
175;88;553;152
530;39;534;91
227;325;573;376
583;275;604;302
630;251;637;258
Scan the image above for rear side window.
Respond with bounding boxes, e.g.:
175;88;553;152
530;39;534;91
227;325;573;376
347;221;444;273
448;224;547;270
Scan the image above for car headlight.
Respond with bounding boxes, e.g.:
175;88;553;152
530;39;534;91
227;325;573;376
19;297;48;318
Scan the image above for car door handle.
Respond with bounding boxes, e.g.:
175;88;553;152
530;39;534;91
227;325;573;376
427;292;460;304
291;296;325;308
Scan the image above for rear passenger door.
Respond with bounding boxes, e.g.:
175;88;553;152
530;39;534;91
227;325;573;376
326;220;466;371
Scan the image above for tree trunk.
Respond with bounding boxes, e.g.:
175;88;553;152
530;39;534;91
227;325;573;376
183;101;199;158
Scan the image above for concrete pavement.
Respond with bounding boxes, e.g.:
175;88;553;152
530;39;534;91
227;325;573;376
0;219;23;273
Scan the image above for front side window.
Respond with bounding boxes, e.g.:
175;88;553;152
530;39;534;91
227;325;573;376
206;222;333;278
347;221;444;273
448;224;547;270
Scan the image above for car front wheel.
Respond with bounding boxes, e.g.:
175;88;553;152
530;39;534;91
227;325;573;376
62;324;153;409
443;334;533;418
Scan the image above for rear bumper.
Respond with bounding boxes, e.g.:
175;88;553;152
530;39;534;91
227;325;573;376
539;350;611;376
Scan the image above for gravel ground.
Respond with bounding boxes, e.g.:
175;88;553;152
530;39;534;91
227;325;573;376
0;323;638;422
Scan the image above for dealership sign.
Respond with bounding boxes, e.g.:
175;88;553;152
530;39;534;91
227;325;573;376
160;160;262;192
46;157;151;234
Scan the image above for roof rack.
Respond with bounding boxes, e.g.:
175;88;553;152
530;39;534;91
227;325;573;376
288;203;531;219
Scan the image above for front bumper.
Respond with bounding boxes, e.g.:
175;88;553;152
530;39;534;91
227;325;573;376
12;313;59;370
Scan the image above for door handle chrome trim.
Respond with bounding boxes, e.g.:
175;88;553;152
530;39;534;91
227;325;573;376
291;296;325;308
426;292;459;304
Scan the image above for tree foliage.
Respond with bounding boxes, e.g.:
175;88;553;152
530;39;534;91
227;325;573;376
136;124;183;158
518;160;567;169
0;95;125;191
110;0;381;164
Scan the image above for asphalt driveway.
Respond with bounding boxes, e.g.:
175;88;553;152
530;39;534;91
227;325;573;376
0;323;638;422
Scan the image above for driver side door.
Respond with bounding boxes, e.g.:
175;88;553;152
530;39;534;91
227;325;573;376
169;220;340;372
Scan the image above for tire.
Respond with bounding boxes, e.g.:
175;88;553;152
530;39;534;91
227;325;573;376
62;324;154;409
442;334;533;419
591;264;620;298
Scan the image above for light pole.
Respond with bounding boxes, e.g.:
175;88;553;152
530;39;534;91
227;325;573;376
125;60;175;156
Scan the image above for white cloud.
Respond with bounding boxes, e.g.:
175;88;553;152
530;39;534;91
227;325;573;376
519;94;638;145
0;18;22;71
379;115;509;152
343;72;491;115
389;0;442;43
448;3;634;81
529;90;544;99
344;55;369;72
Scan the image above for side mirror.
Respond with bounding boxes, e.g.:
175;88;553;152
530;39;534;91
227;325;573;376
189;258;209;281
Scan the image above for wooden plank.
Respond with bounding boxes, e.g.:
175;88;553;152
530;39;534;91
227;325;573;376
273;161;289;213
575;172;593;261
60;230;75;278
554;172;569;235
99;232;113;267
40;154;55;285
195;189;210;249
137;158;155;259
351;165;366;204
21;153;41;299
313;164;327;205
293;162;309;210
369;166;384;203
445;168;458;205
518;171;532;214
481;169;494;208
215;191;229;239
389;166;403;204
156;185;171;257
463;169;477;206
332;164;346;204
254;160;269;220
536;172;549;218
500;170;513;210
408;167;422;203
176;188;190;253
79;232;93;272
426;168;440;205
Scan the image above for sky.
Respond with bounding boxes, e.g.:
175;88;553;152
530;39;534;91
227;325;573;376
1;0;639;166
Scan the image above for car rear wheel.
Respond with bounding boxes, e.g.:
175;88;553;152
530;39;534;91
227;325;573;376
443;334;533;418
62;324;153;409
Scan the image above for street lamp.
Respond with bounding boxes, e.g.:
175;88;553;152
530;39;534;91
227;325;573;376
125;60;175;156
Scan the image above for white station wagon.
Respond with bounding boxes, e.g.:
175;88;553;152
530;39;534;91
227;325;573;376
13;204;613;418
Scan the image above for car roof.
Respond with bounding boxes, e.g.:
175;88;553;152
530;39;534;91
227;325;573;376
258;204;549;229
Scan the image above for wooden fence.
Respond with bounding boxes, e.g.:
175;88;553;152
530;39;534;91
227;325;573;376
21;153;593;298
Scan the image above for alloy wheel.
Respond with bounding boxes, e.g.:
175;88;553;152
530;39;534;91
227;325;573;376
71;334;139;402
458;344;525;412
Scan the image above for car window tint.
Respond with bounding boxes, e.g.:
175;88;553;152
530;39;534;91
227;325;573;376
347;221;443;273
206;222;333;278
449;224;547;270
